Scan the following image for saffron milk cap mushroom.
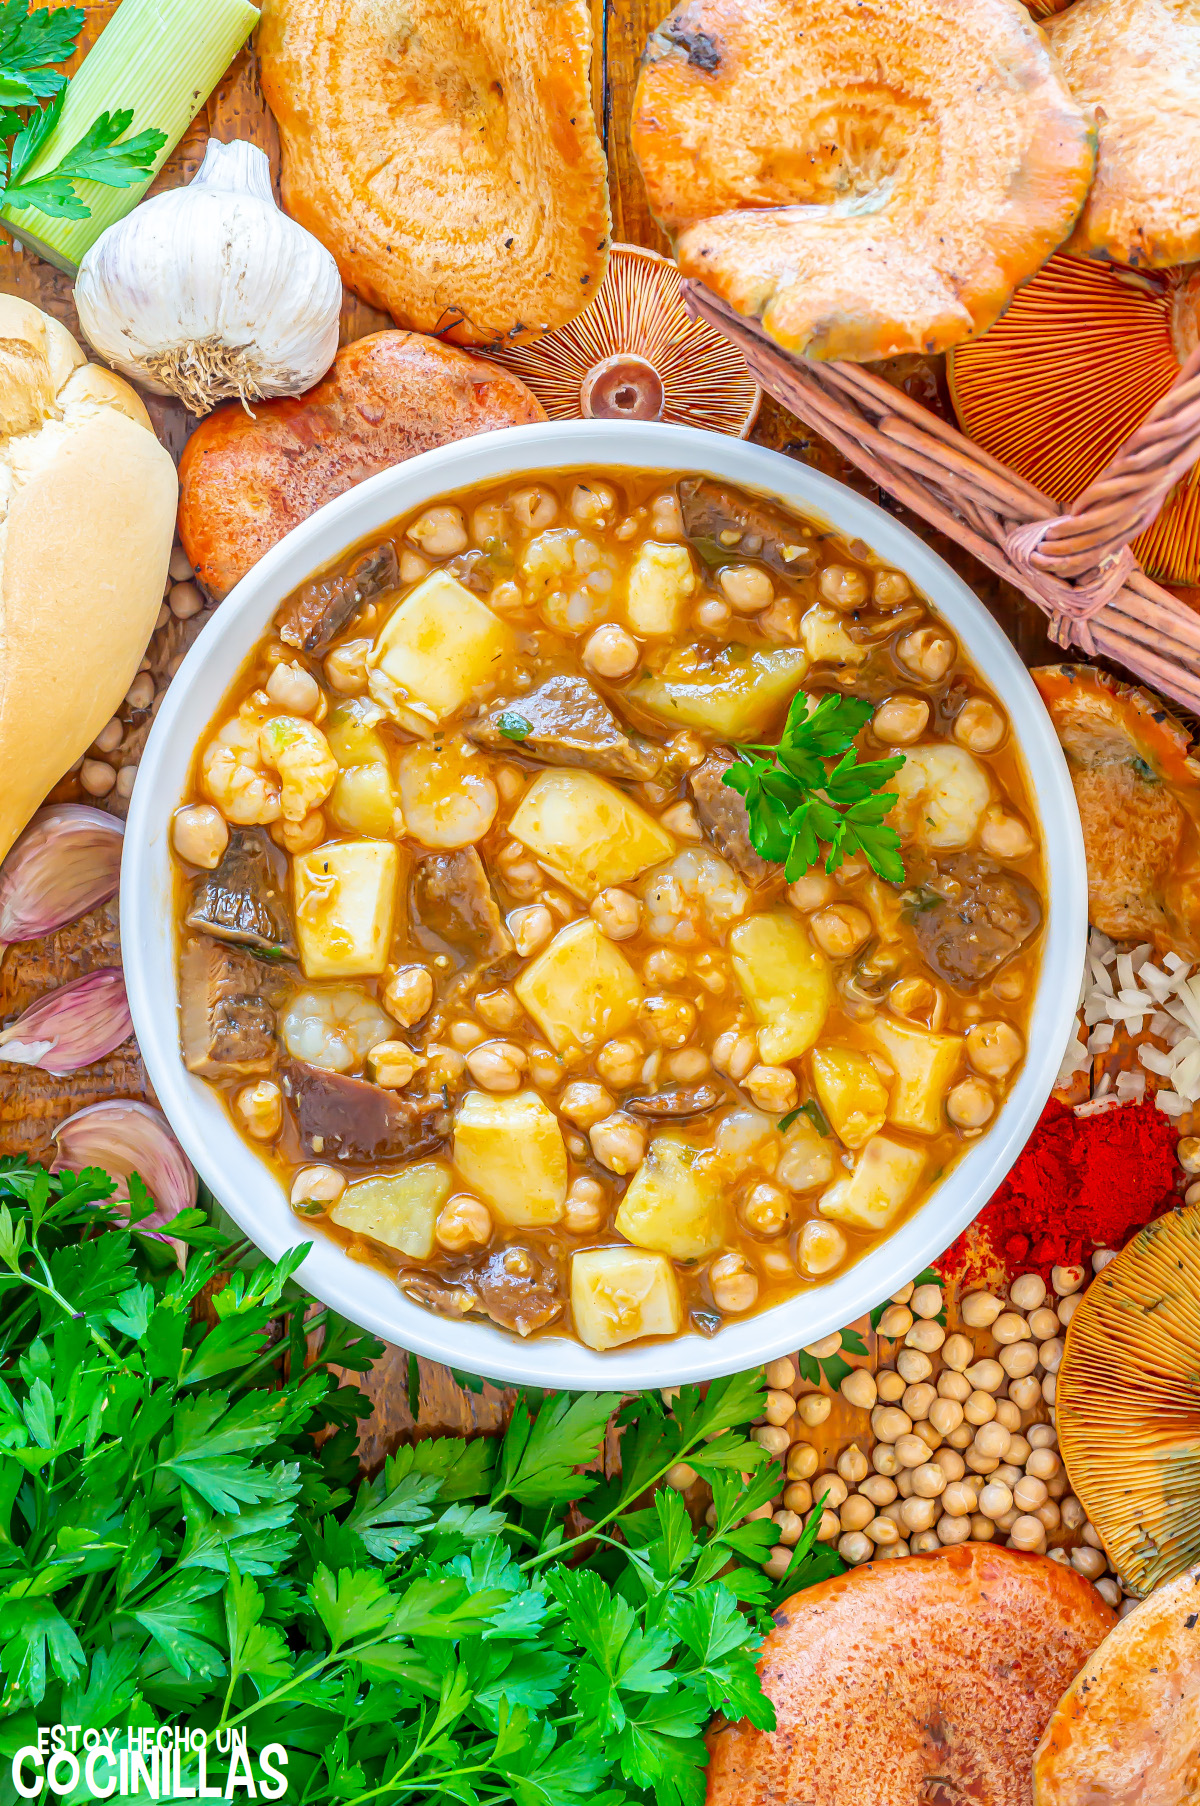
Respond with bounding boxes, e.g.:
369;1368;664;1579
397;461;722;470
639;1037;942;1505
631;0;1095;361
1034;1564;1200;1805
1056;1209;1200;1597
705;1544;1113;1804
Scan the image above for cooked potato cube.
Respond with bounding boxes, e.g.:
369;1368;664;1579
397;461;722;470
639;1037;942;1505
818;1134;926;1232
330;1163;452;1260
452;1088;567;1225
326;763;398;838
800;604;869;666
776;1113;838;1192
508;770;674;900
811;1046;888;1150
631;645;808;739
325;698;390;769
570;1245;683;1351
871;1016;964;1135
367;570;515;735
514;918;642;1054
625;541;696;636
614;1133;726;1260
293;840;399;979
730;912;831;1063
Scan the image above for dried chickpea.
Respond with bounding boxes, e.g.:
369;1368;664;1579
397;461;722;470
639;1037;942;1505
964;1390;997;1427
786;1442;819;1481
753;1424;791;1456
877;1303;913;1338
796;1391;831;1427
1052;1263;1086;1296
905;1319;945;1354
878;1370;908;1402
839;1530;874;1565
999;1341;1039;1380
896;1348;934;1383
871;1404;911;1443
839;1494;876;1534
783;1480;813;1513
1009;1273;1046;1311
764;1387;799;1427
961;1290;1003;1328
765;1357;797;1389
941;1332;973;1372
994;1399;1021;1433
837;1444;870;1484
1027;1307;1060;1342
900;1496;938;1535
840;1367;878;1410
901;1382;937;1421
938;1370;972;1403
992;1311;1032;1345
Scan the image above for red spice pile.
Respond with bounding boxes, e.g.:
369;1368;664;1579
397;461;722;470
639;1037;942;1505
937;1098;1180;1286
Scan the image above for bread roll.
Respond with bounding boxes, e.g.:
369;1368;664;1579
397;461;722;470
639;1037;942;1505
0;297;177;861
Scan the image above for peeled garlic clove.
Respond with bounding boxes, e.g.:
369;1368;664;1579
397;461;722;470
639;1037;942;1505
0;805;124;949
51;1100;196;1230
0;968;132;1074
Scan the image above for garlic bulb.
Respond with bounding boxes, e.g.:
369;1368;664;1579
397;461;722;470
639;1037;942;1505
0;968;132;1074
0;804;123;950
51;1100;196;1232
74;138;342;416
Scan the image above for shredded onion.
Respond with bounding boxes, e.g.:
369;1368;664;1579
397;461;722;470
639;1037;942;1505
1059;928;1200;1116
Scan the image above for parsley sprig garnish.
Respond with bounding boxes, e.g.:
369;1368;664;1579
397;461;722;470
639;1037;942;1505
0;2;165;220
723;690;906;883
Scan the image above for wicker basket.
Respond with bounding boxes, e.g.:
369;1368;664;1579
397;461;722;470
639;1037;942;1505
684;283;1200;715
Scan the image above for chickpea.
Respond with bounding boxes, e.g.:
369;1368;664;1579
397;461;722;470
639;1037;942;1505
872;1444;900;1477
367;1042;426;1089
809;903;873;961
709;1251;759;1314
744;1064;799;1114
786;1441;819;1482
383;965;434;1028
91;718;124;756
942;1480;979;1519
464;1040;528;1092
449;1019;487;1051
1026;1447;1061;1483
643;947;686;986
909;1282;943;1319
872;695;930;746
266;660;321;716
569;480;617;527
973;1421;1012;1462
966;1020;1025;1083
961;1290;1003;1328
508;904;555;957
833;1494;871;1535
938;1370;972;1404
660;800;703;841
719;563;775;614
753;1423;791;1456
407;504;468;556
1008;1375;1042;1411
693;598;732;632
991;968;1025;1002
558;1081;615;1129
596;1036;645;1089
740;1181;792;1238
994;1399;1022;1433
797;1218;847;1276
980;805;1034;861
872;1404;912;1444
583;623;639;679
992;1311;1032;1346
563;1177;607;1234
1039;1336;1065;1374
712;1028;758;1083
1051;1262;1085;1297
874;570;911;607
272;809;326;855
290;1165;346;1212
897;1348;934;1384
1009;1515;1045;1552
435;1195;493;1253
125;671;155;711
902;1381;937;1421
641;995;696;1048
324;638;371;694
508;485;558;530
947;1077;995;1129
1008;1272;1045;1312
819;564;869;611
897;627;956;683
905;1320;945;1354
941;1332;973;1372
787;872;837;913
399;549;431;585
235;1079;283;1141
999;1341;1038;1380
172;803;229;869
806;1332;842;1359
667;1047;710;1082
589;1112;646;1175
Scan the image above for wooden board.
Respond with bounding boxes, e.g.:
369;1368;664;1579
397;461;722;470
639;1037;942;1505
0;3;1095;1454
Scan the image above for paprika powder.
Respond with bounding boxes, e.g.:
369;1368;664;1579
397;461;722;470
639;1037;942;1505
937;1098;1180;1286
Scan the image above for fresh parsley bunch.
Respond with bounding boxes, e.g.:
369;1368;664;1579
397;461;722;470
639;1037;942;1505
724;691;906;883
0;1158;794;1806
0;1;165;220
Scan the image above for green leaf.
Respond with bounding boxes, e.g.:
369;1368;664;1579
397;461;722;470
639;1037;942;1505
495;711;531;742
224;1563;291;1683
494;1390;619;1509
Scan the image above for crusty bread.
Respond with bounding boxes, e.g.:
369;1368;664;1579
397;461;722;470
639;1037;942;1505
176;330;545;600
0;297;177;861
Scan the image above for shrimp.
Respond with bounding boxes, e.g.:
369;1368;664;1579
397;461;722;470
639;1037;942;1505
281;986;397;1073
640;848;748;944
888;744;992;849
259;714;338;822
201;708;281;825
396;735;498;848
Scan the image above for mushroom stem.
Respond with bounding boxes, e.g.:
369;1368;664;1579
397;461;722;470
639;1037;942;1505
580;353;665;421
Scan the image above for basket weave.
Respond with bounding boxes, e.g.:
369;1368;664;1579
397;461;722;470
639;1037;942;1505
683;283;1200;715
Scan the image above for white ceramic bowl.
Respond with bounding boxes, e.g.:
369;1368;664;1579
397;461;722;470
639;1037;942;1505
123;419;1086;1389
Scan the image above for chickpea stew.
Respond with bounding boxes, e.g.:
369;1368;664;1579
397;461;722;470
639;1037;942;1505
173;470;1043;1351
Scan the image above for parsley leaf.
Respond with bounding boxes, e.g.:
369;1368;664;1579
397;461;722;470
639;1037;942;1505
724;689;906;881
496;709;532;742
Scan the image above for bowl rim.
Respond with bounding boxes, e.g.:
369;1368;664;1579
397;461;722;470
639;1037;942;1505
122;418;1086;1389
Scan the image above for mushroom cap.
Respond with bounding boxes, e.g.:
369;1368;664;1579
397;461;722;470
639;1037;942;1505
1057;1211;1200;1598
706;1544;1114;1806
1032;664;1200;958
1047;0;1200;269
631;0;1095;361
258;0;610;347
947;255;1200;584
485;243;761;435
1034;1564;1200;1805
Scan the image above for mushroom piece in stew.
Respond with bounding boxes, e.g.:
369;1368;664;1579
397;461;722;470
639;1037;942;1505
174;471;1043;1350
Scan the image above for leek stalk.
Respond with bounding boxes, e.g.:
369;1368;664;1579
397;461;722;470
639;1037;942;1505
1;0;259;272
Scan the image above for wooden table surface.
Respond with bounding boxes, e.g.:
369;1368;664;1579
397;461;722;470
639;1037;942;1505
0;2;1064;1459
